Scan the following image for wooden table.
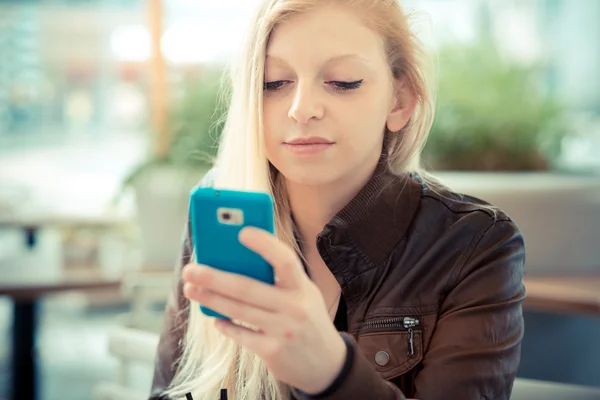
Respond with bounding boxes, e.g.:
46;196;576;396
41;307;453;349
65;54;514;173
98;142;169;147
1;209;131;400
0;271;123;400
523;275;600;317
0;210;132;248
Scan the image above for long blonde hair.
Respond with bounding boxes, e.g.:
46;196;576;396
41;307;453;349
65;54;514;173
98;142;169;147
163;1;435;399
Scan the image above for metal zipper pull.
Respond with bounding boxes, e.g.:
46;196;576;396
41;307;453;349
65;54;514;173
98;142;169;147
403;317;419;357
407;328;415;356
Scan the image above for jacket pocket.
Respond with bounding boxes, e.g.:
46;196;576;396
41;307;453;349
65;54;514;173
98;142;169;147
356;303;440;381
357;317;424;380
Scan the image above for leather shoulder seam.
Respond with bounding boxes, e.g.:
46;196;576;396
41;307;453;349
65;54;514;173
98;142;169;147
421;192;504;221
446;218;513;290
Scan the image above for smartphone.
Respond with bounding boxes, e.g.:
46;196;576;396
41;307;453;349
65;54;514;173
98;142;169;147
189;187;276;319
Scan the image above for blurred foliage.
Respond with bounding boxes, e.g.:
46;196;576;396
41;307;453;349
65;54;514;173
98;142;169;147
123;67;227;187
422;41;567;171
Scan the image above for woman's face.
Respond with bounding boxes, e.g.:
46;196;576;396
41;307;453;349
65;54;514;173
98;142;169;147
263;5;411;187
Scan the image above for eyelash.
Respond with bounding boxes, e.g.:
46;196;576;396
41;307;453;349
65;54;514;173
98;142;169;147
263;80;363;92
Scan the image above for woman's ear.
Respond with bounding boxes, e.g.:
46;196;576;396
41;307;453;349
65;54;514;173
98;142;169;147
386;78;417;133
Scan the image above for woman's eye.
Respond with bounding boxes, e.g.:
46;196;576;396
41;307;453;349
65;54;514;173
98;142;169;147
263;79;363;92
263;80;288;91
329;80;364;91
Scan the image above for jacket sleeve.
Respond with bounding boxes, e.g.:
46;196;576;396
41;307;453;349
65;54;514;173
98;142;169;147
412;218;526;400
149;219;193;400
149;169;217;399
294;218;525;400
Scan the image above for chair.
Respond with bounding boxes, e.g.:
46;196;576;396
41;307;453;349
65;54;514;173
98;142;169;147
118;268;174;333
92;268;172;400
92;327;160;400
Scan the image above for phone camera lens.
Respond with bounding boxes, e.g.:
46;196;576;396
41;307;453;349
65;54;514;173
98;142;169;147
222;212;231;220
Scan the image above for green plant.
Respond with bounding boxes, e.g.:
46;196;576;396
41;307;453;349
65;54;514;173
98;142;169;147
123;67;228;186
422;41;566;171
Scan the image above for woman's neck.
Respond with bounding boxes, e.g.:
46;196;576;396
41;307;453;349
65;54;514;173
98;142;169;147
285;167;376;251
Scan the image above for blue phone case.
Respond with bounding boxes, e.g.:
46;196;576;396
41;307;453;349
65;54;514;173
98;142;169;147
189;187;276;319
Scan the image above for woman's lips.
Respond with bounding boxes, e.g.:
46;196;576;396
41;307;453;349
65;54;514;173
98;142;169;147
283;137;334;155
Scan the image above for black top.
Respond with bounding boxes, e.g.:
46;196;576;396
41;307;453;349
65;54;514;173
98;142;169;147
333;294;348;332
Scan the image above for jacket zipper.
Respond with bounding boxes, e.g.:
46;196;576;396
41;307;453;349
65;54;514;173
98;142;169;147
361;317;420;356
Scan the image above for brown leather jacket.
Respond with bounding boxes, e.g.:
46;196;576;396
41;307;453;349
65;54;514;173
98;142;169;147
150;164;526;400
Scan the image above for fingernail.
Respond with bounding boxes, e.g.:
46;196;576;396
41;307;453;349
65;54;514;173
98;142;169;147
183;264;196;279
186;264;204;279
183;282;193;296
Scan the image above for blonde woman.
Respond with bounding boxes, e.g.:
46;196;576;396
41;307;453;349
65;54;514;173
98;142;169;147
150;1;526;399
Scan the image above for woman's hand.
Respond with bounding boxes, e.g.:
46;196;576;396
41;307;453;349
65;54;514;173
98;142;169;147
182;226;347;395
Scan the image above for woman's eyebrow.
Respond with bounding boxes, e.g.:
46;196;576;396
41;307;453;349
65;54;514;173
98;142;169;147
266;53;373;66
323;53;372;65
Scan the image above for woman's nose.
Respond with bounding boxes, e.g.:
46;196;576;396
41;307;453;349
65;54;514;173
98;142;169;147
288;83;324;124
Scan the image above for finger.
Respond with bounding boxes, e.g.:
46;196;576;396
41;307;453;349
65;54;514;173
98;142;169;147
185;284;279;333
239;226;305;289
182;263;286;312
214;318;270;353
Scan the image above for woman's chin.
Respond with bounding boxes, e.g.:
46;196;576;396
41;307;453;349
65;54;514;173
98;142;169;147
279;166;341;187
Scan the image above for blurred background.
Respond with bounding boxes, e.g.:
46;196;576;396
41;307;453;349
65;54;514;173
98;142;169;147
0;0;599;399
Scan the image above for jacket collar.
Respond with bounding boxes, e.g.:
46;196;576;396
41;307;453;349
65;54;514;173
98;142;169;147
317;159;423;285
